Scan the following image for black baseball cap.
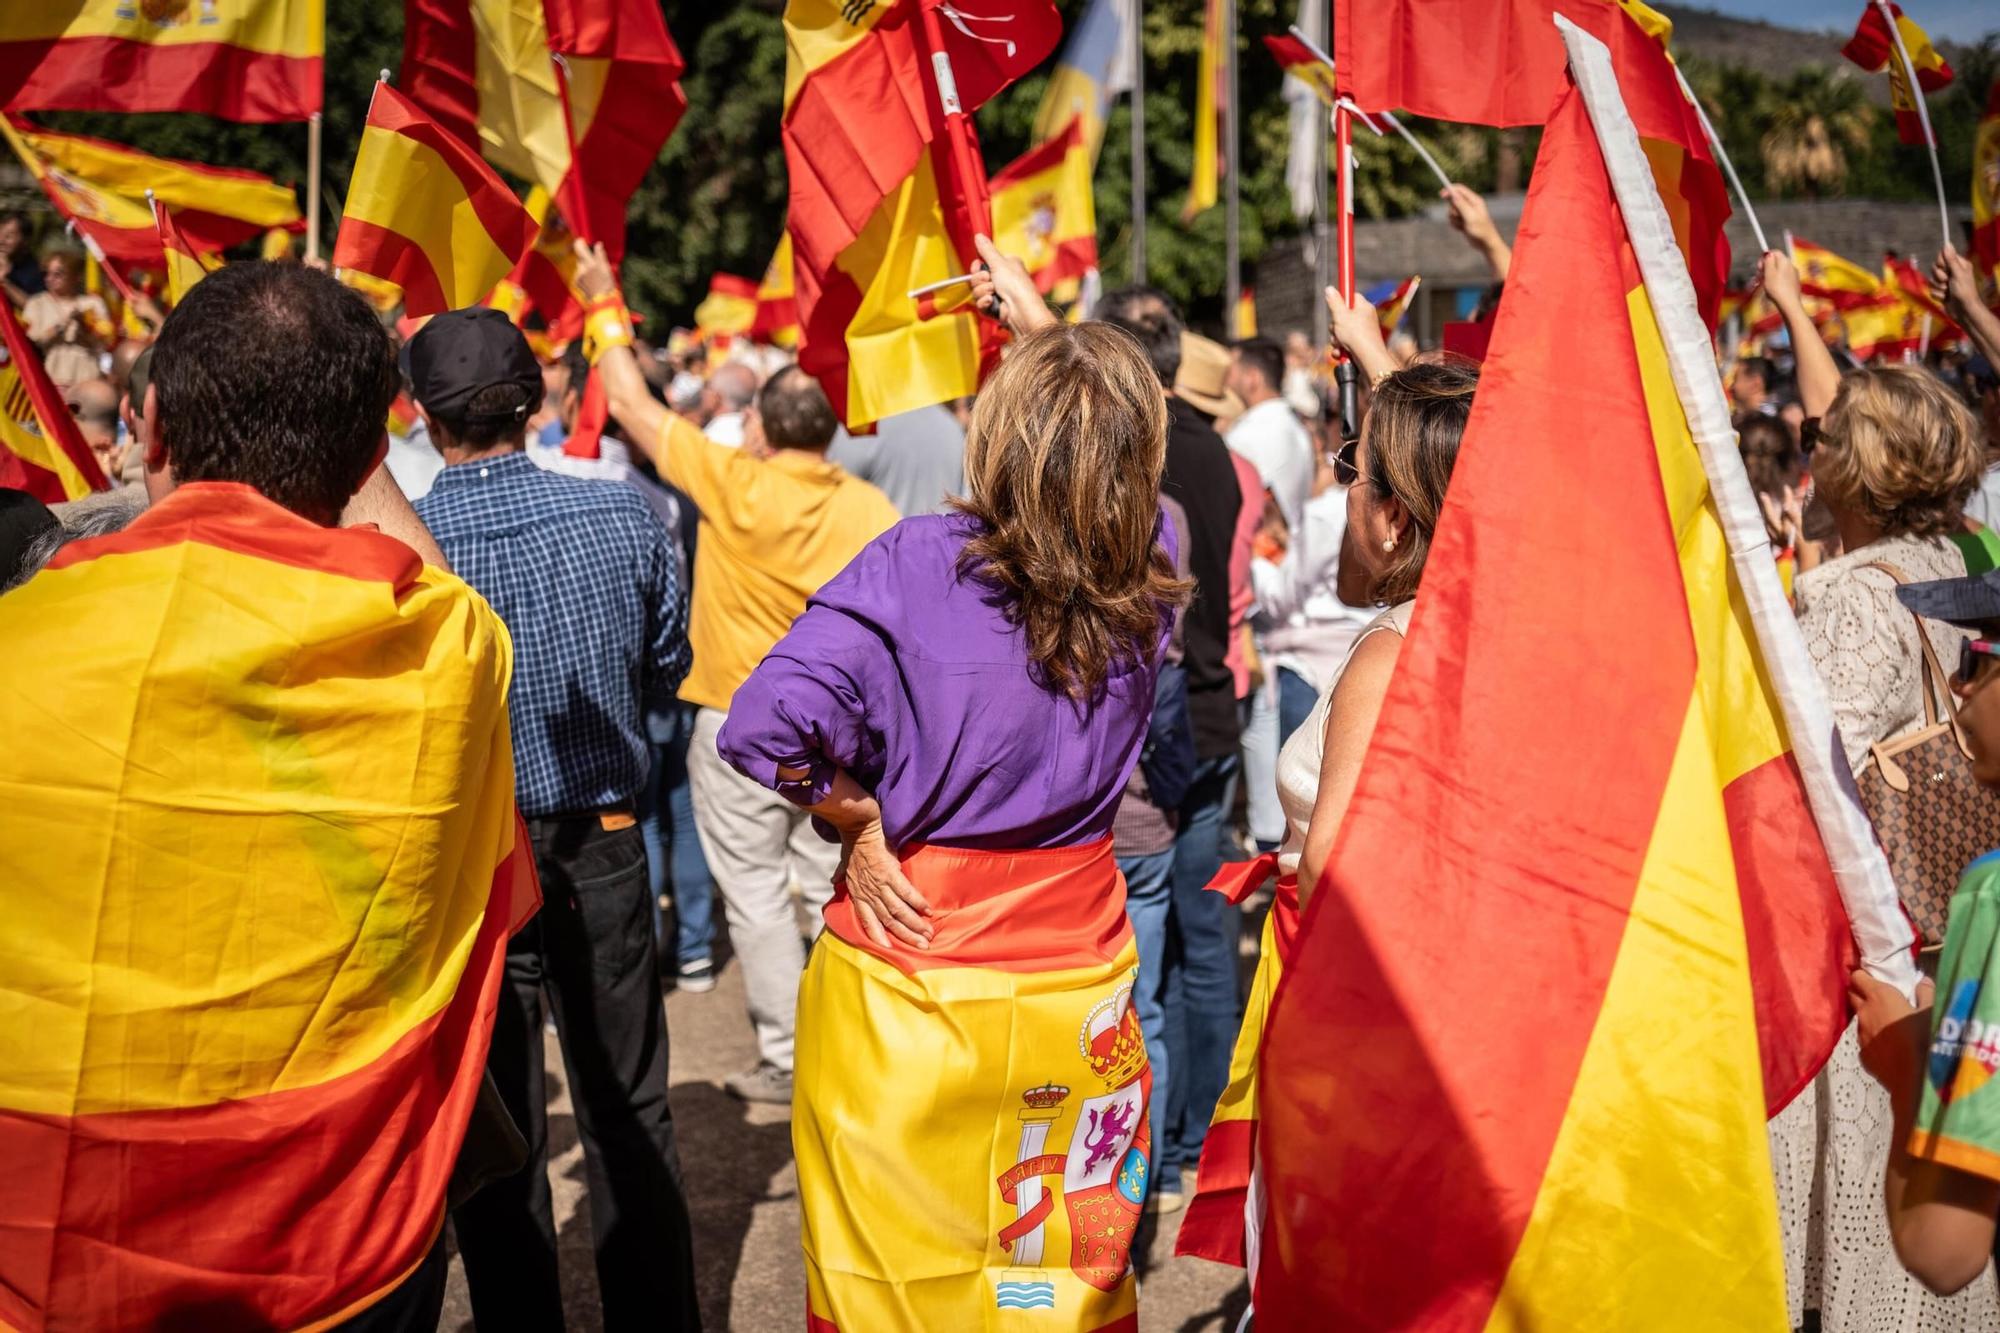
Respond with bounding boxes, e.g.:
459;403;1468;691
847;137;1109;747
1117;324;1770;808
1898;569;2000;629
0;488;58;586
406;307;541;426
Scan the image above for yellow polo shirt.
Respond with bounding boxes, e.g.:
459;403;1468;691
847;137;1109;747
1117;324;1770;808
654;415;900;712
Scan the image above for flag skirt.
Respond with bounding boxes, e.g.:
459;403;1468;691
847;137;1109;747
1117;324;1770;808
793;839;1149;1332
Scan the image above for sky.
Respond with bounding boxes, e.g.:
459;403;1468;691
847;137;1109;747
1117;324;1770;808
1696;0;1996;42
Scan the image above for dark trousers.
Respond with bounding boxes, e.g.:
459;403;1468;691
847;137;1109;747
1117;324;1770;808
333;1236;447;1333
451;817;701;1332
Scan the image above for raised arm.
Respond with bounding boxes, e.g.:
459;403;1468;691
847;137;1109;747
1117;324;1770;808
1933;247;2000;372
1443;184;1511;283
571;239;671;450
1761;250;1840;419
1324;286;1399;388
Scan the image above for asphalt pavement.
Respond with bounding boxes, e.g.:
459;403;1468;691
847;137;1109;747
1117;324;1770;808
436;946;1251;1331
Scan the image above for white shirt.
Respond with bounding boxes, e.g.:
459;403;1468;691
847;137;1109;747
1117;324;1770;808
1252;485;1376;691
1226;396;1314;536
703;412;746;447
385;420;443;501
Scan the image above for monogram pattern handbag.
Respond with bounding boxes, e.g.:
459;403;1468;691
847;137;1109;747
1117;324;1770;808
1853;563;2000;948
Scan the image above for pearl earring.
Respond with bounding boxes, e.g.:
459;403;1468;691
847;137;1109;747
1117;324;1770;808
1383;534;1397;552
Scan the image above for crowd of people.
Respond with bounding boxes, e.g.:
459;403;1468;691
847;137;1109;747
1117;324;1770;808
5;171;2000;1332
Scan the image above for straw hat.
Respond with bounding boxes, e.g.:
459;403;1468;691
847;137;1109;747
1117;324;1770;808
1175;332;1246;419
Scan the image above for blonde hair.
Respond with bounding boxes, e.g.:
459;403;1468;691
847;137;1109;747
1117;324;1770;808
1365;360;1479;604
955;323;1191;700
1815;365;1984;538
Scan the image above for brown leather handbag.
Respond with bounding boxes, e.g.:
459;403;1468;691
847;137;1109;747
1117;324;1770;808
1854;563;2000;948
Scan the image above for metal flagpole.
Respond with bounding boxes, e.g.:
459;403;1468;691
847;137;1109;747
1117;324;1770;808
1224;0;1240;333
306;113;322;260
1334;102;1357;440
1311;4;1329;352
1872;0;1951;252
1130;0;1146;284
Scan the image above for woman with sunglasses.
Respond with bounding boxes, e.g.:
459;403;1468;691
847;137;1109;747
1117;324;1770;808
1851;570;2000;1296
1762;248;1999;1329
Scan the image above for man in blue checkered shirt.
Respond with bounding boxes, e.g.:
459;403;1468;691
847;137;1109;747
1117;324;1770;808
408;308;699;1331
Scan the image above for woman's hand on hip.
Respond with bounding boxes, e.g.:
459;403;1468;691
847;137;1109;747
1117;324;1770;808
840;819;934;950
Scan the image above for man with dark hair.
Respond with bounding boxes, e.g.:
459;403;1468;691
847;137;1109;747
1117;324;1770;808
1097;284;1245;1211
409;306;701;1331
0;261;520;1331
1732;354;1778;416
574;242;900;1107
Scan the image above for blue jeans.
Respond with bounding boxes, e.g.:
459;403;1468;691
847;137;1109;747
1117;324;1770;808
1161;752;1244;1187
1118;846;1176;1196
638;703;715;969
1278;665;1320;750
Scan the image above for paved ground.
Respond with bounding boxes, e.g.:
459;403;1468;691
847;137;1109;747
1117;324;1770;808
437;948;1250;1332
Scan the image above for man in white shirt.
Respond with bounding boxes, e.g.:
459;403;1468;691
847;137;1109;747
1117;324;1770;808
1224;336;1314;536
702;361;759;446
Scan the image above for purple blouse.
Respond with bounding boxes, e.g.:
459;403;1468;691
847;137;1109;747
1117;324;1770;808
717;513;1169;851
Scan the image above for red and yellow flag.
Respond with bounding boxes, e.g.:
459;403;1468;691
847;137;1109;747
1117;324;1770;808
0;482;537;1331
694;272;760;346
0;0;321;122
1234;286;1257;340
1373;274;1422;341
334;82;537;318
1885;252;1961;340
1253;21;1908;1323
1843;0;1953;146
1975;77;2000;294
488;185;585;341
153;197;221;306
0;116;161;268
990;117;1099;295
1263;33;1338;107
751;232;801;347
782;0;1060;429
1840;289;1924;360
0;298;108;503
1334;0;1731;327
400;0;685;259
1791;235;1882;308
1183;0;1225;221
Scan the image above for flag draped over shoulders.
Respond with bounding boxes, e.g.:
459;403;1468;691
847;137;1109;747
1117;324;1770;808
1252;17;1911;1327
0;482;538;1333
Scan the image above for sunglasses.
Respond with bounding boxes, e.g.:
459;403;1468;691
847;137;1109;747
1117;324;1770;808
1799;417;1832;457
1332;435;1360;487
1957;638;2000;688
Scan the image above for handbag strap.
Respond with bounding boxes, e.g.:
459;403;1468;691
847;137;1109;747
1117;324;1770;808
1864;561;1957;729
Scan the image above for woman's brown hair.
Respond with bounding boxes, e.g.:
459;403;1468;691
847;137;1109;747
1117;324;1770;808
955;323;1191;700
1814;365;1984;539
1365;359;1478;604
1735;413;1801;497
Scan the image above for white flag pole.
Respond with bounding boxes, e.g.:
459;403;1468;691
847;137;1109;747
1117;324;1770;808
1873;0;1951;252
1672;67;1768;255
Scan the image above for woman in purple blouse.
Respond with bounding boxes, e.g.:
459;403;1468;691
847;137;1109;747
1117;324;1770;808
715;251;1187;1331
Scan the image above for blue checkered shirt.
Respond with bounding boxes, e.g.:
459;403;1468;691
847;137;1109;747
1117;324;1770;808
416;451;691;817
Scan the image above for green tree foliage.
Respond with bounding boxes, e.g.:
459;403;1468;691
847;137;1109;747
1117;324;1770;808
16;2;1997;326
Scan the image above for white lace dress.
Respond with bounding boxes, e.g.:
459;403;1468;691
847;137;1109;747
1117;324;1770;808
1770;535;1998;1330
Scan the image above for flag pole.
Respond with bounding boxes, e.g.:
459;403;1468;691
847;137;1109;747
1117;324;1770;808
1224;0;1240;335
1672;67;1768;254
1334;100;1358;440
1310;8;1329;356
1872;0;1951;252
1130;0;1146;284
306;113;322;261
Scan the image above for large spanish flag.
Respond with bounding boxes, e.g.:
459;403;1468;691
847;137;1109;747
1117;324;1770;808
0;116;160;268
11;118;302;249
0;299;108;503
0;481;538;1332
334;81;537;318
990;118;1098;296
783;0;1059;429
1333;0;1731;328
0;0;321;122
400;0;684;259
1843;0;1953;146
1250;19;1914;1325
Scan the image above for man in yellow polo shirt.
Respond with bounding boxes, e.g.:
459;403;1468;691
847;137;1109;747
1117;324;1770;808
580;244;899;1103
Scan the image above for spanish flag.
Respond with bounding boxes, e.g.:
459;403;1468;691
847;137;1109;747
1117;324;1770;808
1843;0;1953;146
751;232;801;348
0;298;108;503
1234;286;1257;340
0;482;538;1331
1975;77;2000;292
1251;19;1910;1322
783;0;1060;430
0;116;161;268
488;185;583;341
1334;0;1732;328
1263;33;1338;107
1183;0;1226;222
1838;289;1924;360
1885;251;1960;340
11;118;302;247
1791;235;1883;308
334;81;537;318
1370;274;1421;342
0;0;321;122
1030;0;1134;161
990;118;1099;296
694;273;760;346
153;197;220;306
399;0;684;258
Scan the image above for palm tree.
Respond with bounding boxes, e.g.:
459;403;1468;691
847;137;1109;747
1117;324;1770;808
1759;65;1876;198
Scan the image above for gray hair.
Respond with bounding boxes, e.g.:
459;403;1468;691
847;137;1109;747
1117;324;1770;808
4;487;148;592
